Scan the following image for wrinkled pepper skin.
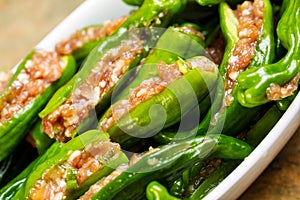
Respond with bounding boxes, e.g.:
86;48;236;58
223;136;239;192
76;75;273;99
111;26;206;102
246;105;282;147
196;0;275;136
84;134;252;199
2;129;99;200
187;160;240;200
0;137;73;199
168;160;206;198
187;107;281;199
0;53;76;162
87;134;252;199
186;106;281;199
105;26;206;147
237;0;300;107
14;130;128;199
39;0;188;141
155;0;275;141
146;181;180;200
99;56;218;148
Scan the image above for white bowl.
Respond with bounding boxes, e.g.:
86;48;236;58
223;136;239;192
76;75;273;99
34;0;300;199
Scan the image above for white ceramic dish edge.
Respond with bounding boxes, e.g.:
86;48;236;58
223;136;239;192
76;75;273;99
205;92;300;200
30;0;300;199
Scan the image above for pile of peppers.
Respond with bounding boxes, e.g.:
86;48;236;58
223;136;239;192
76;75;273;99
0;0;299;199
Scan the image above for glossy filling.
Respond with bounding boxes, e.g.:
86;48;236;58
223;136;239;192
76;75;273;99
28;140;121;200
55;15;128;55
224;0;264;106
100;56;216;132
205;32;225;65
99;61;183;132
79;150;151;199
79;163;129;200
0;51;64;125
267;72;300;101
42;37;144;142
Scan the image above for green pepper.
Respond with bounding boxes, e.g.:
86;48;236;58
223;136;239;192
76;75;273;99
196;0;276;136
194;0;244;6
0;119;55;190
276;89;298;111
98;24;207;132
0;156;12;188
0;51;76;162
110;25;206;102
169;176;186;198
186;107;282;199
185;106;281;199
56;25;104;65
99;56;217;149
246;105;282;147
55;15;129;64
152;84;216;145
76;134;251;199
146;181;180;200
14;130;128;199
79;134;252;199
123;0;245;7
187;159;240;199
237;0;300;107
153;107;281;199
39;0;187;142
122;0;144;6
0;158;37;200
2;129;98;199
167;159;211;198
0;133;75;199
27;119;54;155
112;25;206;100
0;138;38;189
153;0;275;142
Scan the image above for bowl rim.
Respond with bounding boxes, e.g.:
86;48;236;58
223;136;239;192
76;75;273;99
33;0;300;199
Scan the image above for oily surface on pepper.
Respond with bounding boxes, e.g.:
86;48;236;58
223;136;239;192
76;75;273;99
0;0;300;199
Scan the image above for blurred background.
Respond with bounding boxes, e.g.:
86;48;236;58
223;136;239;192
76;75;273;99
0;0;299;199
0;0;82;69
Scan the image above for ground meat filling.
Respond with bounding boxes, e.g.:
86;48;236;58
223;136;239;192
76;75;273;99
42;37;144;142
28;140;121;200
79;163;129;200
267;72;300;101
205;32;225;65
99;56;216;132
79;149;155;200
224;0;264;106
0;51;63;125
55;15;128;55
175;26;205;41
99;61;183;132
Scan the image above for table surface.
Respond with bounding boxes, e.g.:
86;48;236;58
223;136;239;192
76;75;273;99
0;0;299;199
